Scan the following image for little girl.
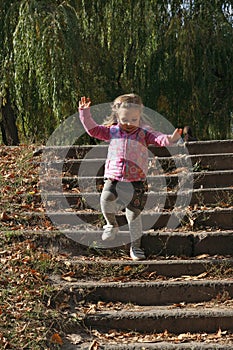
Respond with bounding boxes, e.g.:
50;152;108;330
79;93;181;260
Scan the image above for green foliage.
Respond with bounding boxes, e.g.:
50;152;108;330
0;0;233;142
12;0;82;141
1;0;82;142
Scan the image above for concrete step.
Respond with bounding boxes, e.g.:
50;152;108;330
83;306;233;334
42;187;233;210
34;143;184;159
51;278;233;306
36;225;232;349
39;170;233;192
10;229;232;264
42;207;233;230
189;153;233;171
35;144;186;159
60;257;233;278
16;229;232;259
185;139;233;155
58;277;233;339
77;342;233;350
191;170;233;188
39;153;233;176
35;139;233;159
64;230;233;256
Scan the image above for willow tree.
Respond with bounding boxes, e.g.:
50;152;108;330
74;0;160;102
0;0;20;145
0;0;82;143
145;0;233;139
1;0;232;143
76;0;233;139
174;0;233;139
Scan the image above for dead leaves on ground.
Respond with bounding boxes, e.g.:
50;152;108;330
90;327;233;346
0;236;68;349
51;332;63;345
0;146;47;230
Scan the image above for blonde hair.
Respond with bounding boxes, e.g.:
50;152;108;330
103;93;143;126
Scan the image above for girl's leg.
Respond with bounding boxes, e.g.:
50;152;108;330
100;180;119;240
125;207;145;260
125;181;147;260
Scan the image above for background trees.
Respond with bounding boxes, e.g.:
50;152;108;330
1;0;233;144
1;0;82;144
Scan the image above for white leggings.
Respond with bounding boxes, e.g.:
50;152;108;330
100;179;147;246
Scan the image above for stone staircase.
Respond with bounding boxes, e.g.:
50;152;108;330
36;140;233;349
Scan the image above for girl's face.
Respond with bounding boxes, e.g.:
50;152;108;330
117;108;141;132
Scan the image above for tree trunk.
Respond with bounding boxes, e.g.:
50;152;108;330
0;89;19;145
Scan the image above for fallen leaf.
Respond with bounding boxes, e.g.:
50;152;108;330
196;254;210;259
66;333;82;345
51;333;63;345
216;328;222;338
0;212;11;221
177;333;188;340
171;302;186;308
148;271;157;278
197;272;208;278
62;276;78;282
97;301;106;308
123;265;132;272
0;251;7;255
89;339;100;349
62;271;77;282
62;271;75;277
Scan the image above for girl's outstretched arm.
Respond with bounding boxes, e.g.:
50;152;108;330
146;127;182;146
78;96;110;141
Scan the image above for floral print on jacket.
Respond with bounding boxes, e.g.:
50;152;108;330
79;107;171;182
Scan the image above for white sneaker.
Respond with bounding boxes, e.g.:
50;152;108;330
102;225;118;241
130;247;146;261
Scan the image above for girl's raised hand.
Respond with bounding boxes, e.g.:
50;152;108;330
79;96;91;109
168;128;183;143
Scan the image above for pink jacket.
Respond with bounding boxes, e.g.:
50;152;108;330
79;107;171;182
